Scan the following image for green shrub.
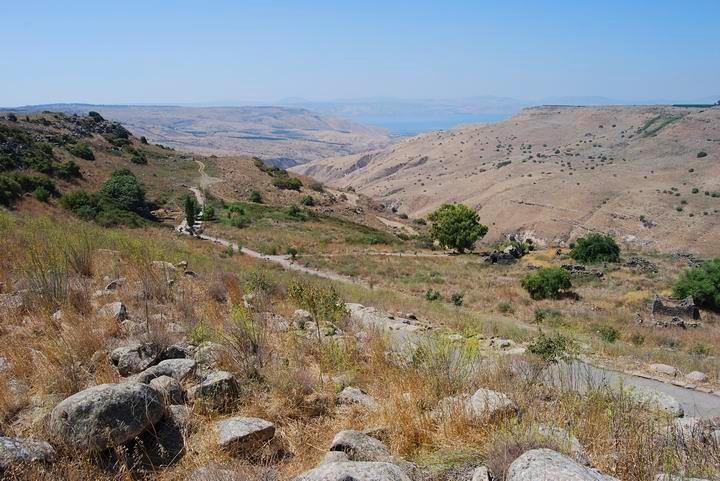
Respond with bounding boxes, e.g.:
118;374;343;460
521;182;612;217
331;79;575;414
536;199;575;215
528;333;575;364
597;325;619;343
630;333;645;346
56;160;82;180
301;195;315;206
97;169;148;216
68;142;95;160
690;342;712;357
34;186;51;202
273;174;303;191
497;301;513;313
570;233;620;263
534;307;562;324
451;292;464;306
672;258;720;310
286;247;298;260
427;203;488;253
425;289;442;301
521;267;572;300
0;174;22;205
249;191;263;203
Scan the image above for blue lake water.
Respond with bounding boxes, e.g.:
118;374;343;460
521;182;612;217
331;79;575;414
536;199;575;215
356;114;510;136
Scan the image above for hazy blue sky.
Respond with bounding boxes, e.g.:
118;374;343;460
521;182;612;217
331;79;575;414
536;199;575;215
1;0;718;106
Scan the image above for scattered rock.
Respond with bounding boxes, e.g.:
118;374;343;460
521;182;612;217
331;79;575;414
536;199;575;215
320;451;350;465
0;436;55;470
628;388;683;417
98;301;128;321
562;264;603;277
507;448;619;481
649;363;678;377
129;404;189;468
134;358;198;384
110;343;161;376
623;257;657;273
485;251;517;265
104;277;126;291
294;461;411;481
293;309;312;329
685;371;708;383
186;464;243;481
648;296;700;324
465;388;519;420
194;342;229;368
338;387;379;410
49;383;165;452
217;417;275;456
329;430;390;462
189;371;240;410
471;466;491;481
150;375;185;404
534;425;590;466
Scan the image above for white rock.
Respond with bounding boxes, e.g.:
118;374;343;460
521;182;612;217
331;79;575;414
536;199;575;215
685;371;708;383
649;363;678;377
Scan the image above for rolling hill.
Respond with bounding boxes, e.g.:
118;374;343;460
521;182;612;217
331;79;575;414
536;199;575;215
294;105;720;255
4;104;391;167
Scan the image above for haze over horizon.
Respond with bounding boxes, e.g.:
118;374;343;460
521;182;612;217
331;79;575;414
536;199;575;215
2;0;719;107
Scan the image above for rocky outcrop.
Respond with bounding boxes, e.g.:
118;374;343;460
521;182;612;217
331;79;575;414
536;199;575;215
150;375;185;404
628;387;684;417
0;437;55;470
49;383;165;452
507;449;619;481
129;404;190;468
329;430;390;462
217;417;275;456
648;296;700;324
110;342;161;376
189;371;240;410
133;358;197;384
533;425;590;466
337;387;379;410
98;301;128;321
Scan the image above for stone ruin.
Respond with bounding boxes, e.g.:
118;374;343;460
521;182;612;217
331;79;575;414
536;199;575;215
636;295;701;328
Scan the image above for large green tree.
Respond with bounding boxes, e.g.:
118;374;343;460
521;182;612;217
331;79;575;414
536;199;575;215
427;203;488;253
673;259;720;311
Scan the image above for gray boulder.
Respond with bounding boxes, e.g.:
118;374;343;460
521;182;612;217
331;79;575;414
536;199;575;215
150;375;185;404
189;371;240;410
134;358;197;384
0;437;55;470
217;417;275;455
649;363;678;377
293;309;313;329
98;301;128;321
685;371;708;383
294;461;411;481
129;404;190;468
49;382;165;452
629;388;684;417
329;430;390;461
110;343;160;376
534;424;590;466
338;387;379;410
507;449;619;481
465;388;519;420
471;466;491;481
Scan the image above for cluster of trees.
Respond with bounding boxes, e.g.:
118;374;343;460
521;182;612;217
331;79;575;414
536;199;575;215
60;169;150;226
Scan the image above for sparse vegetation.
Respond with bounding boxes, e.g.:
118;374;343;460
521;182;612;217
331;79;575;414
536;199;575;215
673;258;720;311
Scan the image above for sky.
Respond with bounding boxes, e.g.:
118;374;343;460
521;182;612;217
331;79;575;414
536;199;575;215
1;0;719;106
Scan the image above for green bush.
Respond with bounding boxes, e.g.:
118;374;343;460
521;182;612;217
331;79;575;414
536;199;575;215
427;203;488;253
97;169;148;216
68;142;95;160
0;174;22;205
534;307;562;324
521;267;572;300
249;191;263;203
60;190;98;220
56;160;82;180
301;195;315;206
597;325;619;343
528;333;575;364
497;301;513;313
451;292;464;306
630;334;645;346
425;289;442;301
130;150;147;165
34;186;51;202
273;174;303;191
672;258;720;310
570;233;620;263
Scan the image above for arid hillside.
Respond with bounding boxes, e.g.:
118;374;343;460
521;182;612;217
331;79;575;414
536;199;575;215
7;105;391;167
294;106;720;255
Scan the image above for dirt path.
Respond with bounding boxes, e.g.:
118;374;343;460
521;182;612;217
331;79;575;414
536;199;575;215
179;165;720;418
